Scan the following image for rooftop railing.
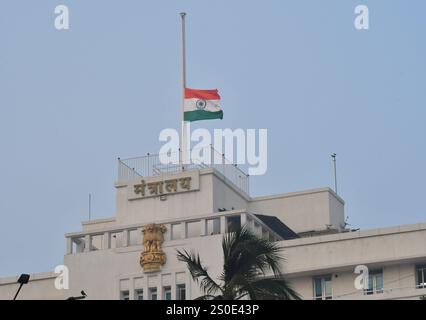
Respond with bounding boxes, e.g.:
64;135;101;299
117;146;250;195
65;211;282;255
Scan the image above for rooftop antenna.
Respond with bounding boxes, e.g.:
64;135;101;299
179;12;188;170
331;153;338;194
88;193;92;221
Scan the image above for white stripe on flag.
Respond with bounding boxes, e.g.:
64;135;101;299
183;98;221;112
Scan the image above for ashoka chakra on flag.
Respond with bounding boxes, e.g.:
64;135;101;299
183;88;223;122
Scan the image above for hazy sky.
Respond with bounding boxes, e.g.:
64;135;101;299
0;0;425;277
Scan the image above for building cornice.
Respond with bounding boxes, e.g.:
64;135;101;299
251;187;345;205
0;272;56;286
281;222;426;248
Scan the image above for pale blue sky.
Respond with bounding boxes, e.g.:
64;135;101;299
0;0;425;277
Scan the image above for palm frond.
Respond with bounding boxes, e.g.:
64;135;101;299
222;226;285;282
176;249;222;296
248;277;301;300
194;294;222;300
225;273;257;300
178;225;301;300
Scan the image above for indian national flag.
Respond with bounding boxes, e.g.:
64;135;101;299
184;88;223;122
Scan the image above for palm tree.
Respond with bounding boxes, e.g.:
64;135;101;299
176;226;301;300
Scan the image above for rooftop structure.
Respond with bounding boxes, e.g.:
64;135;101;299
1;150;425;300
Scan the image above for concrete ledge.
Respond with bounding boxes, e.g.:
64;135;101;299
281;222;426;248
81;217;116;227
284;253;426;277
65;209;248;237
0;271;56;285
252;187;345;205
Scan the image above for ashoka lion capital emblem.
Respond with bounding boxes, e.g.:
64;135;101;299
140;224;167;272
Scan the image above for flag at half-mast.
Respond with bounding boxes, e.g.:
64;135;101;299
183;88;223;122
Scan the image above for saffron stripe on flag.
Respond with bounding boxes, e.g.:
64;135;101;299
184;88;220;100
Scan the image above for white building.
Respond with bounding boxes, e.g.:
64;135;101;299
1;150;426;300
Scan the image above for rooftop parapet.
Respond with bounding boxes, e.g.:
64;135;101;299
117;146;250;196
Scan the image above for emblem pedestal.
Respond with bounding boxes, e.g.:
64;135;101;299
140;224;167;272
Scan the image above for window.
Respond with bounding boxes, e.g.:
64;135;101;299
226;216;241;233
149;288;157;300
364;270;384;295
135;289;144;300
207;218;220;235
90;234;103;251
171;224;182;240
129;229;140;246
111;232;123;249
120;290;130;300
72;237;85;253
176;284;186;300
313;276;332;300
416;265;426;289
186;221;201;238
163;286;172;300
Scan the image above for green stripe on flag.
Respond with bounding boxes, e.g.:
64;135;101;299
184;110;223;122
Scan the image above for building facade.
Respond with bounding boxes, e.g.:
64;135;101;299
1;152;426;300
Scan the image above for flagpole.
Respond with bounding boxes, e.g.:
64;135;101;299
180;12;187;168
